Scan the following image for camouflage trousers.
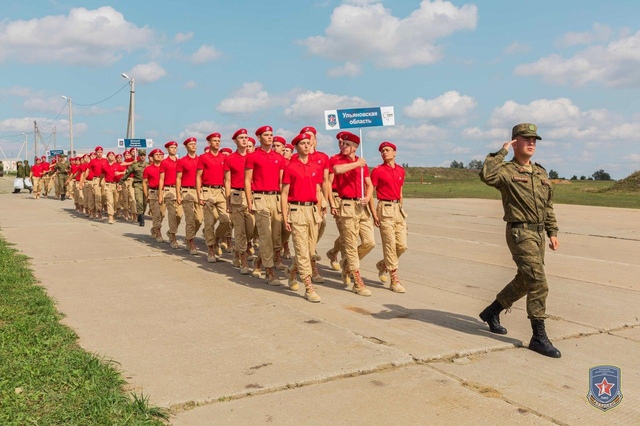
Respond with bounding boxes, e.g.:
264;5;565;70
133;182;146;215
56;174;68;196
496;226;549;320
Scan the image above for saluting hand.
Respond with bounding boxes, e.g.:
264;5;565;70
549;236;559;251
502;139;517;151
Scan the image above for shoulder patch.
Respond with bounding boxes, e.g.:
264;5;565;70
542;179;551;187
512;175;529;183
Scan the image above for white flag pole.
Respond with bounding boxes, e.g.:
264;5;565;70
359;127;364;199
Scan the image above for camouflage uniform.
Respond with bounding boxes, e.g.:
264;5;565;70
119;150;147;215
55;156;71;198
479;126;558;320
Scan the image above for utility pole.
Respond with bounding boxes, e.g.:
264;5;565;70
23;133;28;162
33;120;37;159
54;126;57;150
122;73;135;138
62;96;74;157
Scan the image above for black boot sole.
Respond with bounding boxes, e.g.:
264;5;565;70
529;339;561;358
479;311;507;334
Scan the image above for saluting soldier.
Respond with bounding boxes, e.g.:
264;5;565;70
329;131;375;296
479;123;562;359
118;149;147;226
371;142;408;293
281;133;324;302
197;132;231;263
176;137;202;254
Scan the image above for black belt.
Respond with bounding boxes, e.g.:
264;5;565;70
181;185;195;189
509;222;544;232
379;199;400;203
149;187;158;190
253;190;278;195
203;185;222;189
164;184;175;188
290;201;315;206
231;187;244;191
341;197;359;201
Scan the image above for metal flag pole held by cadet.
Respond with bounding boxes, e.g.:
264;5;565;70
359;127;364;199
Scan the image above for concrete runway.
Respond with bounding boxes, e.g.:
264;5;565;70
1;186;638;425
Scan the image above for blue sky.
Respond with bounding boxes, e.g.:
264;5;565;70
1;0;639;178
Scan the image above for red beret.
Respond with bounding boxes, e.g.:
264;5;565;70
285;144;294;151
220;147;233;154
232;128;247;140
83;154;90;159
206;132;221;141
51;159;57;164
204;146;211;153
150;149;164;157
41;155;46;159
164;141;178;148
273;135;286;144
115;153;123;158
291;133;310;146
378;141;397;152
183;137;197;145
255;125;272;136
341;132;360;145
247;137;256;145
35;157;41;162
300;126;316;135
106;151;115;157
336;132;347;140
95;146;103;152
124;150;132;156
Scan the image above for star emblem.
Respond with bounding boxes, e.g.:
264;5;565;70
596;377;615;396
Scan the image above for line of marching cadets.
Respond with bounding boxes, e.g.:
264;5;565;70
58;126;408;303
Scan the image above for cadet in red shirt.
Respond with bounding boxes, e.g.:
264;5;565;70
224;128;255;275
102;151;120;224
30;157;44;199
329;131;375;296
245;125;285;284
281;133;324;302
370;141;407;293
144;149;166;242
159;141;183;248
197;132;231;262
85;146;108;219
177;137;202;254
79;154;94;217
325;133;348;271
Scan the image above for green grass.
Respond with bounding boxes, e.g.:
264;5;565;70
403;172;640;209
0;237;168;425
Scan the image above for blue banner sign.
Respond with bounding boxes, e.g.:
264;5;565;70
47;149;65;156
118;138;153;148
324;106;395;130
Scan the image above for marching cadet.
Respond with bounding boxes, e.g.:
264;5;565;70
283;144;294;160
54;154;71;201
197;132;231;262
102;152;120;224
79;154;93;216
176;137;202;254
224;129;255;274
118;149;147;226
274;136;292;260
159;141;183;249
479;123;562;358
144;149;166;241
30;157;44;199
329;131;375;296
326;132;348;271
371;142;407;293
87;147;108;219
40;156;51;197
282;132;324;302
70;157;84;211
245;126;285;285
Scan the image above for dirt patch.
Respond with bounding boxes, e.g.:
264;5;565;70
461;380;503;399
346;306;371;315
607;170;640;192
551;179;572;185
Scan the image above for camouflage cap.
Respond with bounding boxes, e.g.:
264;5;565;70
512;123;542;140
137;149;146;157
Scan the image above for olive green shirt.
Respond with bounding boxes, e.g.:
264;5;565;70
479;148;558;237
55;160;70;175
118;160;146;184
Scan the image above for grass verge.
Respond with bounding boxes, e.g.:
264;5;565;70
0;237;168;425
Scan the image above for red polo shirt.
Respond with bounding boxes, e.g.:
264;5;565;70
293;150;329;173
89;158;107;179
371;163;405;201
329;154;368;199
143;164;161;188
245;147;284;192
282;157;322;203
176;154;199;187
329;153;342;191
159;157;178;186
223;151;249;189
102;162;120;183
197;152;225;186
83;163;94;181
31;163;44;178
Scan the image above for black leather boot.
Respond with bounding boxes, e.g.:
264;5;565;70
479;300;507;334
61;194;66;201
137;214;145;227
529;319;561;358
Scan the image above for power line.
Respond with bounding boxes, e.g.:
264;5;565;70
74;82;130;106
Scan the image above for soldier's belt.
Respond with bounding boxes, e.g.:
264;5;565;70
163;185;176;188
289;201;315;206
202;185;222;189
509;222;544;232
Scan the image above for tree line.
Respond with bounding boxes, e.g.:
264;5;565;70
447;161;613;181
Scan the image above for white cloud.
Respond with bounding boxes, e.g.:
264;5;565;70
556;23;612;48
178;120;240;144
183;80;197;89
404;91;476;122
125;62;167;84
190;44;221;64
23;97;67;114
503;41;530;55
327;62;362;77
0;117;87;136
515;29;640;87
300;0;477;68
0;6;154;66
284;90;369;119
217;82;288;114
174;31;194;43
